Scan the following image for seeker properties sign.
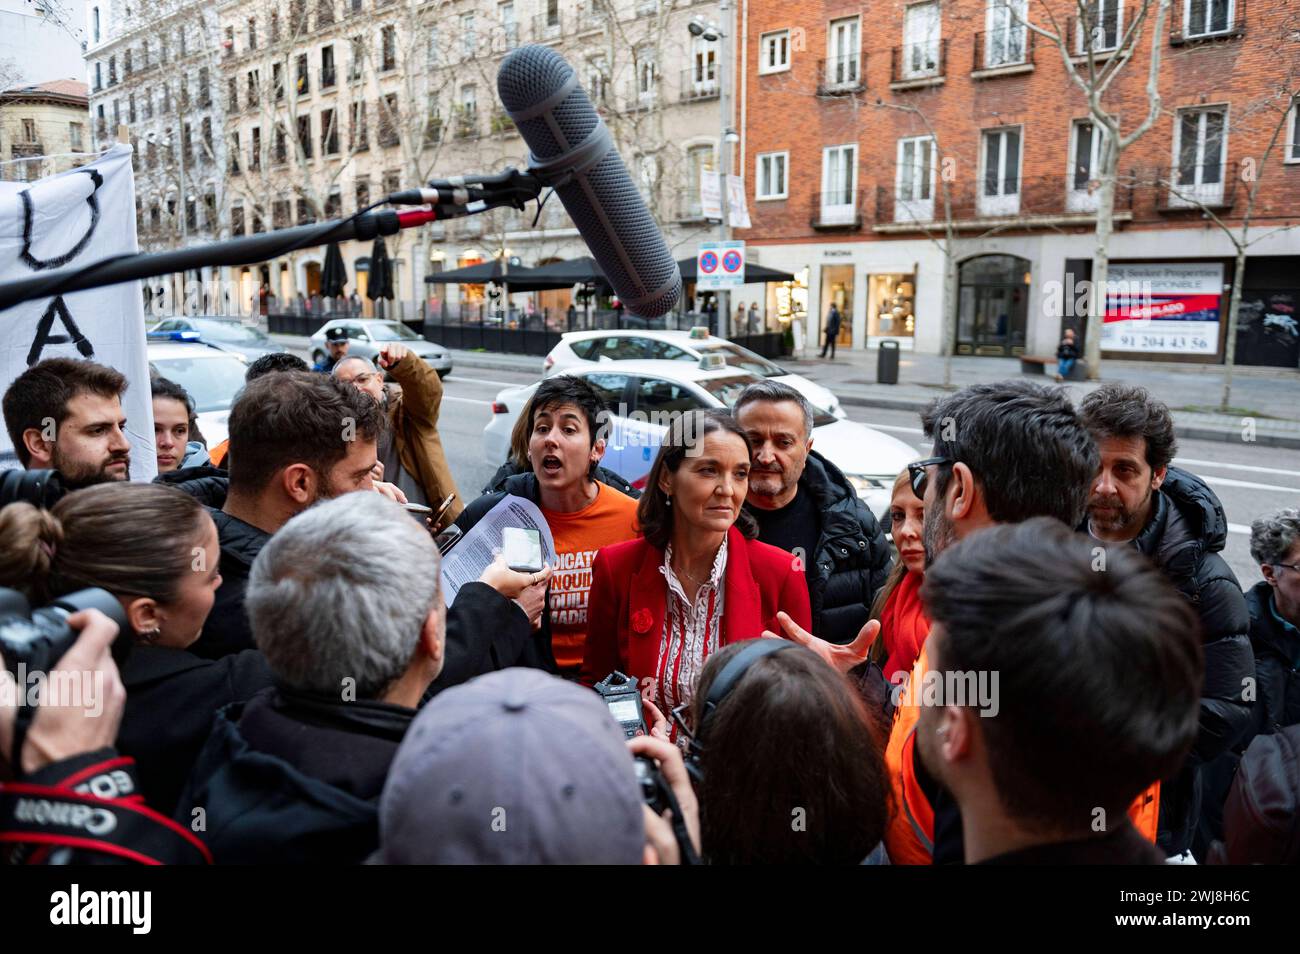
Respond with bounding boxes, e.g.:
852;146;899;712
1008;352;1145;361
1100;263;1224;356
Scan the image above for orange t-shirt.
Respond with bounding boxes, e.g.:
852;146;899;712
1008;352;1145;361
542;484;640;671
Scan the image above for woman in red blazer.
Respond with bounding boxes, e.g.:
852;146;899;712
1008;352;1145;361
582;410;811;724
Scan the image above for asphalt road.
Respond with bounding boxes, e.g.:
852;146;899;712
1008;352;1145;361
437;365;1298;589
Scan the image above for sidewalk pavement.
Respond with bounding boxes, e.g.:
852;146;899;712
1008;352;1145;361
272;333;1300;449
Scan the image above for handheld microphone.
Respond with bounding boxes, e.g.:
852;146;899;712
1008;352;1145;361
497;45;681;318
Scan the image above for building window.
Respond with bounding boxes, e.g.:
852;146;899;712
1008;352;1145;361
759;30;790;74
94;62;102;91
826;17;861;89
547;0;559;26
296;53;310;94
298;114;314;158
321;44;336;87
1078;0;1122;53
685;143;714;217
128;93;137;123
1184;0;1233;37
756;152;788;200
820;143;857;224
895;135;935;222
980;127;1021;215
500;2;518;48
69;122;84;151
247;69;260;102
1287;98;1300;163
689;36;717;96
985;0;1028;67
21;118;37;142
1172;106;1227;206
228;76;239;111
636;154;658;202
232;204;245;235
1068;119;1106;210
585;56;608;103
322;108;339;154
251;126;261;169
350;35;365;79
382;25;398;70
248;16;257;51
93;6;100;43
635;46;657;104
275;123;288;163
903;2;941;78
461;13;476;57
202;117;213;154
355;179;370;211
229;131;240;173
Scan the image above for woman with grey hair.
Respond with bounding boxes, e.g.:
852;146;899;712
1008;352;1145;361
1245;508;1300;739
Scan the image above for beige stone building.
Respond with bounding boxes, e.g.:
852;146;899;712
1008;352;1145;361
86;0;740;320
0;80;90;182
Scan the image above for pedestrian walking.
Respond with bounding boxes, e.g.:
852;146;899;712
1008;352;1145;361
820;303;842;359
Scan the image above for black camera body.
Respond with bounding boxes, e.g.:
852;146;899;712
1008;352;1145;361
0;587;133;678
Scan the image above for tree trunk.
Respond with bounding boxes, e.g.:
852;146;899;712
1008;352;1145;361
942;243;958;388
1085;146;1120;381
1221;242;1248;411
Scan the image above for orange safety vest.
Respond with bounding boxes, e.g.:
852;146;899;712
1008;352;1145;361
882;645;1161;864
209;439;229;468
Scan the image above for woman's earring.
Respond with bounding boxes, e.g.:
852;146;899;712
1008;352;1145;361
665;494;672;507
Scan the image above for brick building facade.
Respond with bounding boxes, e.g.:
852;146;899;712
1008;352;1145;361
737;0;1300;367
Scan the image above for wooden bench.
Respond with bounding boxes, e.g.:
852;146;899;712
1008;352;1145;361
1019;355;1088;381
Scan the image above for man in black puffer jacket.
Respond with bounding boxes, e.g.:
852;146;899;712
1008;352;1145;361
734;381;892;645
1080;384;1254;860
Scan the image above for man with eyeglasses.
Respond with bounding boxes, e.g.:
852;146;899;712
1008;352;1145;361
1078;383;1253;862
334;343;463;527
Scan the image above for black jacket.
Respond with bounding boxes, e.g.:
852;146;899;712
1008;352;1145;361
1056;340;1080;361
156;464;228;505
1243;581;1300;740
1128;467;1255;856
176;687;410;864
978;822;1167;865
1207;724;1300;865
746;450;892;646
482;460;641;498
423;581;536;703
190;508;272;660
116;645;275;817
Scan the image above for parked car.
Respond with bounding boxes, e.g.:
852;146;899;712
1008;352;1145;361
541;329;846;419
147;341;251;448
484;362;915;518
147;316;286;363
308;319;453;377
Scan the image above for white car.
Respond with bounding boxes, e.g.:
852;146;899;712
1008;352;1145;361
485;361;916;518
541;329;847;419
147;341;250;448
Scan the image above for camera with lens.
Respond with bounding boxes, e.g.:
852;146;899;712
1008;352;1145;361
0;586;133;678
0;468;64;512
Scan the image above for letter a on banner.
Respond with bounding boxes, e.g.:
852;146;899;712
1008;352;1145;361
0;144;155;477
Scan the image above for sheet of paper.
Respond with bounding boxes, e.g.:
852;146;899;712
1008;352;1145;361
440;494;556;605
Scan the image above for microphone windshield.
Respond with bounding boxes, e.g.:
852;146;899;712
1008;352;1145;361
498;45;681;319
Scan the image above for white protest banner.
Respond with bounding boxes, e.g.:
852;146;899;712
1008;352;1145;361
0;144;155;478
726;175;751;229
700;170;723;220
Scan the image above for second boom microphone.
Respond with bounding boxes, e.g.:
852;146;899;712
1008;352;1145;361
497;45;681;319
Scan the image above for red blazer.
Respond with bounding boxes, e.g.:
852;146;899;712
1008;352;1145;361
581;525;813;688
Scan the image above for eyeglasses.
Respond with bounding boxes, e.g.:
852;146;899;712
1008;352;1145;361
907;456;952;500
1273;562;1300;574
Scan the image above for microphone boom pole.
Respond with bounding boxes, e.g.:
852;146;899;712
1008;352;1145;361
0;208;437;313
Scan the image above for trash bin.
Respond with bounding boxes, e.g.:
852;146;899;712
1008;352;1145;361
877;340;900;385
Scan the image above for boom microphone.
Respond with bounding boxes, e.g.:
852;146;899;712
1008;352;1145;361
498;45;681;318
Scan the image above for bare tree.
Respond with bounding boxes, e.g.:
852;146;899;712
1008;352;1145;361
1021;0;1172;379
1151;23;1300;409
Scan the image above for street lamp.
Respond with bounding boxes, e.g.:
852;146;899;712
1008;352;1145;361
688;5;735;337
